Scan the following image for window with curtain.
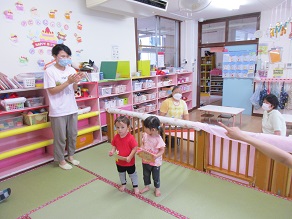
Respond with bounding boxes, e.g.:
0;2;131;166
137;16;180;68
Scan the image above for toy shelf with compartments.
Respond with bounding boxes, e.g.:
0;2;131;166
210;75;223;96
99;71;193;139
0;82;102;179
98;78;133;127
200;56;215;96
132;75;157;114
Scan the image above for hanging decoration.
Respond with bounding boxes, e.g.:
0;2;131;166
268;0;291;38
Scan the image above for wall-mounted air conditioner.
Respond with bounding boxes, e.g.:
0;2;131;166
86;0;168;18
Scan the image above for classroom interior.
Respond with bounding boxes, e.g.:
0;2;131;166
1;0;292;218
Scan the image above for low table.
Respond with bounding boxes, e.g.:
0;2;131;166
282;114;292;126
198;105;245;126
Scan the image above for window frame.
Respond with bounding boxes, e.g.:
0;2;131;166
135;15;181;69
196;12;260;107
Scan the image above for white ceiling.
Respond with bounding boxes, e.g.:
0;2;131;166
166;0;285;21
86;0;287;21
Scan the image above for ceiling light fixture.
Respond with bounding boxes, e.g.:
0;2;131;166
212;0;246;10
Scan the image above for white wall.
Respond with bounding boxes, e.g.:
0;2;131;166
0;0;136;77
258;9;292;78
181;20;198;108
253;9;292;115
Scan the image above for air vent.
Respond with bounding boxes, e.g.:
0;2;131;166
130;0;168;11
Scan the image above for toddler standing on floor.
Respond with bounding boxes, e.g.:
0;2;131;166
109;116;139;195
139;116;165;197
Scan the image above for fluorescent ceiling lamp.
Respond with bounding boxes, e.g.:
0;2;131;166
212;0;246;10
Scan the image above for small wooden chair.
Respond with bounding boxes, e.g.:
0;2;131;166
201;113;214;123
217;114;233;126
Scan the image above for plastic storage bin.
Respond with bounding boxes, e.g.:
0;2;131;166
1;97;26;111
24;112;48;126
99;86;112;96
15;73;36;88
25;97;44;107
132;82;143;91
76;132;94;149
0;115;23;131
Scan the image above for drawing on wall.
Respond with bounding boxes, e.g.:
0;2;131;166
10;34;19;45
30;7;39;17
48;9;57;19
15;1;24;12
77;21;82;30
19;56;29;65
3;9;14;21
57;31;67;44
64;11;72;20
74;33;82;43
2;1;84;70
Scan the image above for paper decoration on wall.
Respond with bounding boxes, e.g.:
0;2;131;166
222;50;256;78
74;33;82;43
273;68;284;78
3;10;14;21
30;7;39;17
30;27;57;48
157;52;164;67
64;11;72;20
15;1;24;12
42;19;48;26
269;22;288;38
50;21;55;28
10;34;18;44
19;56;28;65
28;19;34;26
37;60;45;68
57;31;67;44
77;21;82;30
269;48;282;63
76;49;84;58
48;9;57;19
258;43;268;55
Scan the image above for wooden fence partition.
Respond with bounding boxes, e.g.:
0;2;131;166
106;109;292;199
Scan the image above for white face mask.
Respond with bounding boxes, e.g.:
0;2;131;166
262;103;271;111
173;93;182;101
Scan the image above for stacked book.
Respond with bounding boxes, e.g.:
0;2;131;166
0;73;23;90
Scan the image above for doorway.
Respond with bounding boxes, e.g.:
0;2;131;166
200;47;224;106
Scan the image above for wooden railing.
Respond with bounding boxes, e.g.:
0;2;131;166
106;109;292;198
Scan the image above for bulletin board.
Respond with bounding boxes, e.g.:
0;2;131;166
222;50;256;78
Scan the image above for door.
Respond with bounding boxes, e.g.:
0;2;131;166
222;45;257;115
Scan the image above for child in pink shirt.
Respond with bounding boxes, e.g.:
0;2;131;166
139;116;165;197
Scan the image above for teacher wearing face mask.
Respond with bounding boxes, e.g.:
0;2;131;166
262;94;286;136
159;86;189;120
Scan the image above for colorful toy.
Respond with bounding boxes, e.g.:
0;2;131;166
81;88;89;97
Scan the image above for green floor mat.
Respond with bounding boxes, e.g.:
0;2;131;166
1;143;292;219
30;180;177;219
0;163;95;219
74;143;292;219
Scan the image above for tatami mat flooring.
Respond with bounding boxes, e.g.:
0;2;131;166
1;143;291;219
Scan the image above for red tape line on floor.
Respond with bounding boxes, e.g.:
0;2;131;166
77;165;190;219
18;165;189;219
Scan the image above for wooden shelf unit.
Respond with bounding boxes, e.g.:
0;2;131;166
200;56;215;96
